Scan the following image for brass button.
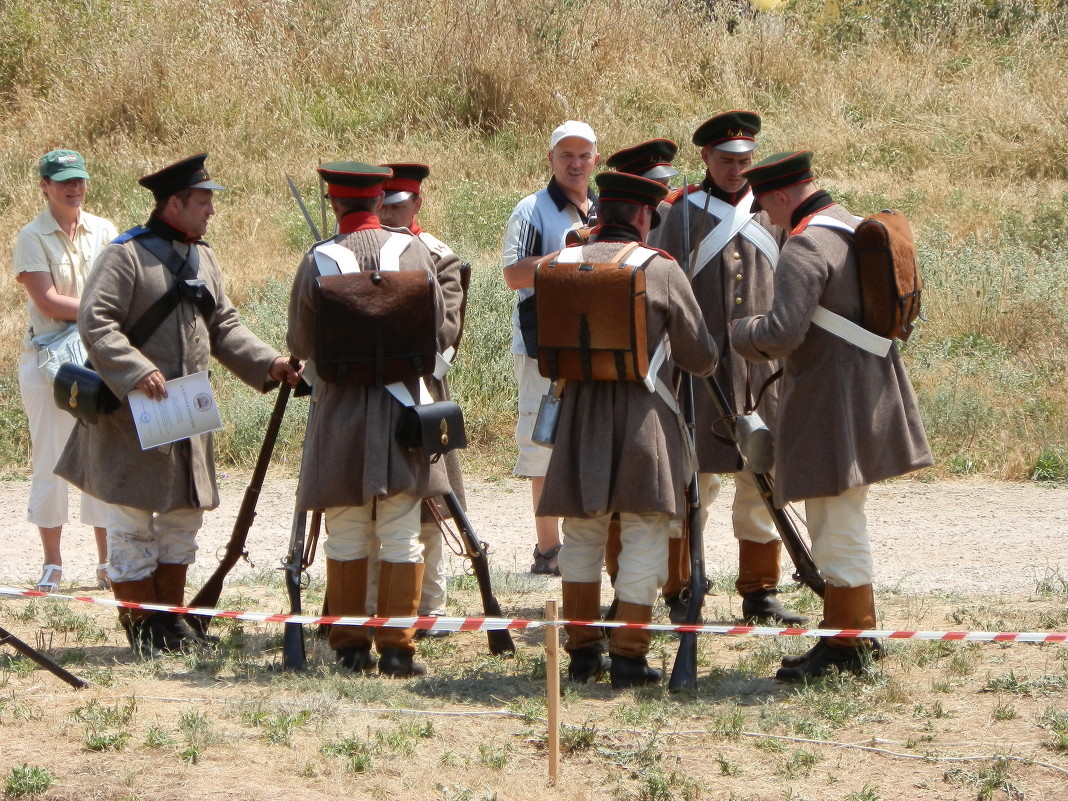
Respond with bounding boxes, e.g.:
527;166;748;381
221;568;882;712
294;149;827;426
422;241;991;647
195;336;201;343
735;297;743;305
735;273;743;281
733;251;741;259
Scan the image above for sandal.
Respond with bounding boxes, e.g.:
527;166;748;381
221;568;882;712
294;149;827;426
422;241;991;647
531;545;562;576
35;564;62;592
96;563;111;590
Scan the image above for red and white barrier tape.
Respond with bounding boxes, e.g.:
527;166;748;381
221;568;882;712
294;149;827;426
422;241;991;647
3;585;1067;642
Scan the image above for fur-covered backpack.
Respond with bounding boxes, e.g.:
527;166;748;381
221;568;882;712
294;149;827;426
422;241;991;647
807;209;923;345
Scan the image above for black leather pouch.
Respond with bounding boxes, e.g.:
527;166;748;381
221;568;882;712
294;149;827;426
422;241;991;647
53;362;122;425
395;401;467;458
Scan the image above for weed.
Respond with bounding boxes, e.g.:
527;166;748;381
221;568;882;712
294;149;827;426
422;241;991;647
983;671;1067;695
944;756;1022;800
84;730;131;752
478;743;508;770
715;752;739;775
144;725;174;749
779;749;819;779
71;697;137;728
844;786;881;801
3;764;54;798
322;736;374;773
993;699;1019;721
561;722;598;752
506;695;545;723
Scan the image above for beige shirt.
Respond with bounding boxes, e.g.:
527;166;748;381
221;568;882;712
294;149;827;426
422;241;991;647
13;208;117;346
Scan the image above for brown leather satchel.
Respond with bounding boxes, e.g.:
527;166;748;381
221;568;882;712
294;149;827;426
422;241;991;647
314;270;437;386
534;243;651;382
854;209;922;342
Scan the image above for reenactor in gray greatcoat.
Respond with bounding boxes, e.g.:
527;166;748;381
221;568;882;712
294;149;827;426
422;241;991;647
732;151;933;680
655;111;801;626
537;171;718;689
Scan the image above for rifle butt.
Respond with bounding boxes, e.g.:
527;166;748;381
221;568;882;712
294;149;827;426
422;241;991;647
668;633;699;691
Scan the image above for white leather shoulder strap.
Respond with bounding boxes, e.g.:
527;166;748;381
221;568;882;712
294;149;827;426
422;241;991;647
313;241;360;276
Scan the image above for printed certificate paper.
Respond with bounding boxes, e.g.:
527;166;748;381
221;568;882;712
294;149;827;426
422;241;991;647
128;371;223;450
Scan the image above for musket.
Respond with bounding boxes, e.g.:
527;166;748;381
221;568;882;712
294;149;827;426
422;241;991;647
0;625;87;689
669;176;709;691
431;493;515;656
703;376;825;597
185;370;294;634
285;173;321;241
281;391;319;670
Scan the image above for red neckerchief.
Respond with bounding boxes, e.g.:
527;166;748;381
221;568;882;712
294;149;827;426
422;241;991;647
338;211;381;235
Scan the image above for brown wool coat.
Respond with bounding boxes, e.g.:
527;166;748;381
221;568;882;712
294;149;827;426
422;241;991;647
56;238;281;512
413;228;468;514
286;227;451;510
656;191;788;472
536;240;718;519
731;203;933;505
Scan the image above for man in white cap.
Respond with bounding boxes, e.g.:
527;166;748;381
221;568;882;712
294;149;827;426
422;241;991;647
501;121;599;576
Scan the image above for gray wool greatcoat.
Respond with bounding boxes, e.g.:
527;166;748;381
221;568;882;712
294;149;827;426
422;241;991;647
56;236;282;512
286;226;451;511
536;239;719;519
656;189;788;473
731;203;933;506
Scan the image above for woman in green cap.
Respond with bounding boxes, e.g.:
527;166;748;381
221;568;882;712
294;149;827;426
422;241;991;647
13;149;116;591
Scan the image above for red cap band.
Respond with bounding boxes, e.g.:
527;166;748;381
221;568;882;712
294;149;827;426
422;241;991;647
383;177;422;194
327;183;384;198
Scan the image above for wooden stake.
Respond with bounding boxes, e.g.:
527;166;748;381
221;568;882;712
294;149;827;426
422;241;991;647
545;599;560;786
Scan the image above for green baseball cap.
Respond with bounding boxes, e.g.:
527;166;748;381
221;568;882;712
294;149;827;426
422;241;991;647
39;149;90;181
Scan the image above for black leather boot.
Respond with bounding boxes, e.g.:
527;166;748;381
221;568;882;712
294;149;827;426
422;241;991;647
775;640;880;681
780;639;828;668
610;654;662;689
568;645;610;683
664;594;689;626
378;647;426;678
336;646;377;673
741;589;809;626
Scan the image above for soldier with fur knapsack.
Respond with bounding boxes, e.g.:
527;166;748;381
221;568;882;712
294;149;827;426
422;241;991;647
731;151;933;681
536;171;718;689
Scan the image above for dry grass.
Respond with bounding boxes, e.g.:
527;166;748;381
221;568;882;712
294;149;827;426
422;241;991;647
2;0;1067;477
2;573;1068;800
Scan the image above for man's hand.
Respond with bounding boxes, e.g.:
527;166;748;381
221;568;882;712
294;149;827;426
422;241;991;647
269;356;302;387
136;370;168;401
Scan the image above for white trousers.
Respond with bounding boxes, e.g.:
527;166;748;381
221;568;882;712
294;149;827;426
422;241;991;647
669;471;778;543
106;504;204;582
18;352;108;528
367;521;445;615
561;512;669;606
324;492;424;564
806;484;872;587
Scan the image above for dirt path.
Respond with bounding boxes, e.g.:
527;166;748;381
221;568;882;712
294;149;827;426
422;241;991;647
2;474;1065;597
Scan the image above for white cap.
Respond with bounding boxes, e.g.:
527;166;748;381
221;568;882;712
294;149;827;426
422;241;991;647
550;120;597;150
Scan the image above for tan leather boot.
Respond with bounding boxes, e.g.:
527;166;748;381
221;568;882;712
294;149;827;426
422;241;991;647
326;558;374;670
738;540;808;626
660;536;691;623
375;561;425;677
776;584;880;681
112;576;180;655
153;562;210;644
562;580;608;682
609;601;660;689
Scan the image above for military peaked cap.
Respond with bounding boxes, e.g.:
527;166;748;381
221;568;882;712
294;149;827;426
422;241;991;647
596;171;669;229
381;163;430;205
318;161;392;198
692;110;762;152
605;139;679;182
741;150;815;195
138;153;225;201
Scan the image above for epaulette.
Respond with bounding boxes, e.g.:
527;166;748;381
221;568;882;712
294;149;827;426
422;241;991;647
417;230;454;257
112;224;149;245
664;184;701;206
